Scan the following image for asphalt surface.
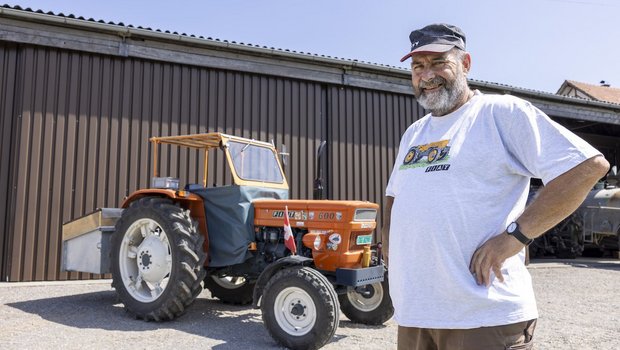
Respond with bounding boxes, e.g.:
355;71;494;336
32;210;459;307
0;258;618;349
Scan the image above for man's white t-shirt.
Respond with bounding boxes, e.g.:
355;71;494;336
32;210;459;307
385;91;600;328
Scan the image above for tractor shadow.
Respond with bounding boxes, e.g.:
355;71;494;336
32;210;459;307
6;289;273;348
5;288;349;349
337;319;390;330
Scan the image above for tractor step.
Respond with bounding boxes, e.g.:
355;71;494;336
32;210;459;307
335;264;385;287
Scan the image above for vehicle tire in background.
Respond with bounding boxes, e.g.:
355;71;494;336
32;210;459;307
339;272;394;325
204;274;255;305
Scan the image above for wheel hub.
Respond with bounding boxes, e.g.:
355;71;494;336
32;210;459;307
137;235;170;284
118;218;173;303
355;285;375;298
140;252;152;267
347;282;383;312
290;301;306;318
274;287;317;336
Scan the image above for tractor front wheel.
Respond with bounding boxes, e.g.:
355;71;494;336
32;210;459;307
204;274;255;305
261;266;339;350
111;197;206;321
339;273;394;325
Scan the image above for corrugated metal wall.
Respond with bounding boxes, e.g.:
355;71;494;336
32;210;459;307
0;43;18;280
327;86;421;203
1;43;416;281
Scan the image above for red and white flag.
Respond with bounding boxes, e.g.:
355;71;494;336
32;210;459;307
283;206;297;255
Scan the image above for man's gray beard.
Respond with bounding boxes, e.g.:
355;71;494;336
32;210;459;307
416;74;468;116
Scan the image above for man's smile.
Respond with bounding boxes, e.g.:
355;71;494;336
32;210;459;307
423;85;442;92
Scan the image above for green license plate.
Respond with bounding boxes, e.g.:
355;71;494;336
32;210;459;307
356;234;372;245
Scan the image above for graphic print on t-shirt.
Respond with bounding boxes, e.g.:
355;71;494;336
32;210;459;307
399;139;451;173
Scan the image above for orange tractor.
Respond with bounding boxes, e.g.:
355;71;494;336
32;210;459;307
403;139;450;164
62;133;393;349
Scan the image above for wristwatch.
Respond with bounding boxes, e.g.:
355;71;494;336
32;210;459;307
506;222;533;246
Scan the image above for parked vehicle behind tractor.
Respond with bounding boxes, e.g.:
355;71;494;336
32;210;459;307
62;133;393;350
529;166;620;259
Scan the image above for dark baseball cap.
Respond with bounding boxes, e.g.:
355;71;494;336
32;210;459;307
400;23;466;62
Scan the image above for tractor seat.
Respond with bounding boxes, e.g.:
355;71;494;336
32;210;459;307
184;183;205;191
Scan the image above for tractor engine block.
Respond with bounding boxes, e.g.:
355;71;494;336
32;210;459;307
256;227;288;262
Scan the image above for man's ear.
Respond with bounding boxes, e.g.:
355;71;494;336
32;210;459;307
462;52;472;74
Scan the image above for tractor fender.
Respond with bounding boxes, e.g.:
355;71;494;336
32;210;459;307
252;255;314;308
121;189;210;266
121;189;202;208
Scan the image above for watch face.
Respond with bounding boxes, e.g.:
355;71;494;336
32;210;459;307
507;222;517;233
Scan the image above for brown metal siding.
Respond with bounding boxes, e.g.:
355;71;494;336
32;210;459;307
0;43;19;281
327;86;423;231
4;13;620;282
2;44;331;281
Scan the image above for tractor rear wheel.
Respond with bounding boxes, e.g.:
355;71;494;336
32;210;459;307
339;273;394;325
427;147;439;163
111;197;206;321
261;266;339;350
204;274;255;305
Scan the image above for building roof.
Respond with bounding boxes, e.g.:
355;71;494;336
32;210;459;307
558;80;620;105
1;4;620;125
0;4;404;72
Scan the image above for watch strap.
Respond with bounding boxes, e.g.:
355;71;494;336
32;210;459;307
507;222;534;246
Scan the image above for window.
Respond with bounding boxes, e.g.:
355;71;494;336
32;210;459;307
228;141;284;183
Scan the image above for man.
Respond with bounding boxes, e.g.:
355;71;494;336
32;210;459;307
382;23;609;349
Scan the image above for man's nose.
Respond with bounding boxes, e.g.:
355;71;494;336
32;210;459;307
419;67;435;81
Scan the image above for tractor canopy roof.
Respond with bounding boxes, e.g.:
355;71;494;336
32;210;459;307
150;132;274;150
150;132;288;190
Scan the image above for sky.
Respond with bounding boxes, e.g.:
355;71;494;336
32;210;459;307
7;0;620;94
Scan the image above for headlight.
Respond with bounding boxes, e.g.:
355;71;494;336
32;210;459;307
314;236;323;250
151;177;179;190
354;208;377;221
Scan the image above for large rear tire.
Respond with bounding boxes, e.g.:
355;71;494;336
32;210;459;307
261;266;339;350
111;197;206;321
204;274;255;305
338;273;394;325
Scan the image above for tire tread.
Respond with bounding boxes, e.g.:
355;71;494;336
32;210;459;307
111;197;206;321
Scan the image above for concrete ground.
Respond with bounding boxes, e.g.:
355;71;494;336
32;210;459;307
0;257;618;349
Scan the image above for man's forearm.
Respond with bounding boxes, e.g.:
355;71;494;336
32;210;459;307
469;156;609;286
518;155;609;238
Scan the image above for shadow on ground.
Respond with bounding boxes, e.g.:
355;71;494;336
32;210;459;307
530;257;620;272
7;290;269;348
564;261;620;271
6;289;351;349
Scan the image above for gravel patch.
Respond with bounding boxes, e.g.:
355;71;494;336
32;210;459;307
0;258;617;349
528;259;620;350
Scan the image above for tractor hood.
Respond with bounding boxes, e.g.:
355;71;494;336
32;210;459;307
253;199;379;230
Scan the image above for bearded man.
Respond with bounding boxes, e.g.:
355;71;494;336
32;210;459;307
382;23;609;350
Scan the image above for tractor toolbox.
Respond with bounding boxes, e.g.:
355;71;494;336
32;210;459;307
62;208;123;274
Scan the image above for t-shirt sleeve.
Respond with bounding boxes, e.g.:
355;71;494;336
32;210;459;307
498;98;602;185
385;145;402;197
385;127;413;197
385;165;398;197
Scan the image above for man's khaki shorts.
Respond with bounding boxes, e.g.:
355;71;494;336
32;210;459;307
397;319;537;350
